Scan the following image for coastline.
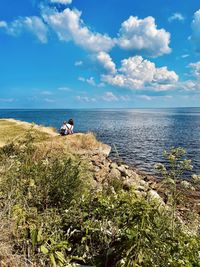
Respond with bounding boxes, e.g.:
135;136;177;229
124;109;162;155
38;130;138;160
0;118;199;207
0;118;200;266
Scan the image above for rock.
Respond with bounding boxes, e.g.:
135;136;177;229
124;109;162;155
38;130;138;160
123;179;138;190
140;180;147;186
137;186;146;192
123;164;129;169
110;162;118;169
99;144;111;156
109;168;121;180
94;166;100;172
126;170;140;181
147;190;164;205
117;165;127;177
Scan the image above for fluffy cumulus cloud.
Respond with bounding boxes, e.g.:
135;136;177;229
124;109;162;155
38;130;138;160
171;61;200;91
189;61;200;79
42;8;115;52
117;16;171;57
97;51;116;74
41;6;171;57
102;55;178;91
168;13;185;22
191;10;200;52
5;16;48;43
1;3;173;59
50;0;72;4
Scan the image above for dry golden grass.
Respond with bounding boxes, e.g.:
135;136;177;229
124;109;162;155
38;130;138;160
0;119;57;147
0;216;29;267
0;119;111;157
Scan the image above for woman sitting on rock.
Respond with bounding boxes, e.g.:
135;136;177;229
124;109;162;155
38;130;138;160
60;119;74;136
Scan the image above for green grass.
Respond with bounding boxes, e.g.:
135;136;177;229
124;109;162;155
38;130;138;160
0;119;53;147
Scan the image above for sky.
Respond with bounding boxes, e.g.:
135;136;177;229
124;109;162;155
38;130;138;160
0;0;200;108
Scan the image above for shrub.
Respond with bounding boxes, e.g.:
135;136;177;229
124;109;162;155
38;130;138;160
0;136;200;267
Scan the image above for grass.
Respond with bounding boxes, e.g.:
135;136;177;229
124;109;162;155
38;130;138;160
0;120;200;266
0;119;55;147
0;119;110;156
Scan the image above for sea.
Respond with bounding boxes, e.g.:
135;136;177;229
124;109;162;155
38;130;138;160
0;108;200;176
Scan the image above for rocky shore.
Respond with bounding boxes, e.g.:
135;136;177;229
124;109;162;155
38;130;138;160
83;147;163;203
79;136;200;216
0;119;200;266
0;118;199;211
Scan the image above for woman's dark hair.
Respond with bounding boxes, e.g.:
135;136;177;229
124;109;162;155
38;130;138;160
68;119;74;126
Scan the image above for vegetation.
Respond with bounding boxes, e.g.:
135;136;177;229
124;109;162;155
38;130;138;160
0;128;200;266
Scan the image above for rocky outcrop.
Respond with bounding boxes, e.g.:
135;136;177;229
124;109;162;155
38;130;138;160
86;149;165;204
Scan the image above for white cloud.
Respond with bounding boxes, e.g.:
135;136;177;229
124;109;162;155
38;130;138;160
78;76;104;87
180;61;200;91
44;98;55;103
168;13;185;22
6;16;48;43
0;21;7;28
191;9;200;52
117;16;171;57
76;96;96;102
41;90;52;95
43;8;115;52
86;77;96;86
189;61;200;79
2;6;171;60
138;95;173;101
78;76;85;82
139;95;153;101
97;51;116;74
181;54;189;58
153;67;178;84
74;60;83;66
101;56;178;91
50;0;72;4
102;92;118;102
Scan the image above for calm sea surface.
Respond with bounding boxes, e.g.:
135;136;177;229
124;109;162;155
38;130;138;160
0;108;200;175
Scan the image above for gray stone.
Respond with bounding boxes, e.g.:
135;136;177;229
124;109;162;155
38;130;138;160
94;166;100;172
137;186;146;192
110;162;118;169
140;180;147;186
109;168;121;179
147;190;164;205
117;165;127;177
123;179;138;189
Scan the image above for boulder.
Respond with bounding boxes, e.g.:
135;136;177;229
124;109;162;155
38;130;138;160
117;165;127;177
147;190;164;205
109;168;121;180
110;162;118;169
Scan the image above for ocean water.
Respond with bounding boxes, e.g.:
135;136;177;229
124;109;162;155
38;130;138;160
0;108;200;176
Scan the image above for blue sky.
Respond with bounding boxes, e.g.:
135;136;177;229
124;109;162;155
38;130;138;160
0;0;200;108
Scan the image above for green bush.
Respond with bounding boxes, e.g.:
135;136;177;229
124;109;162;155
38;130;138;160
0;135;200;267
